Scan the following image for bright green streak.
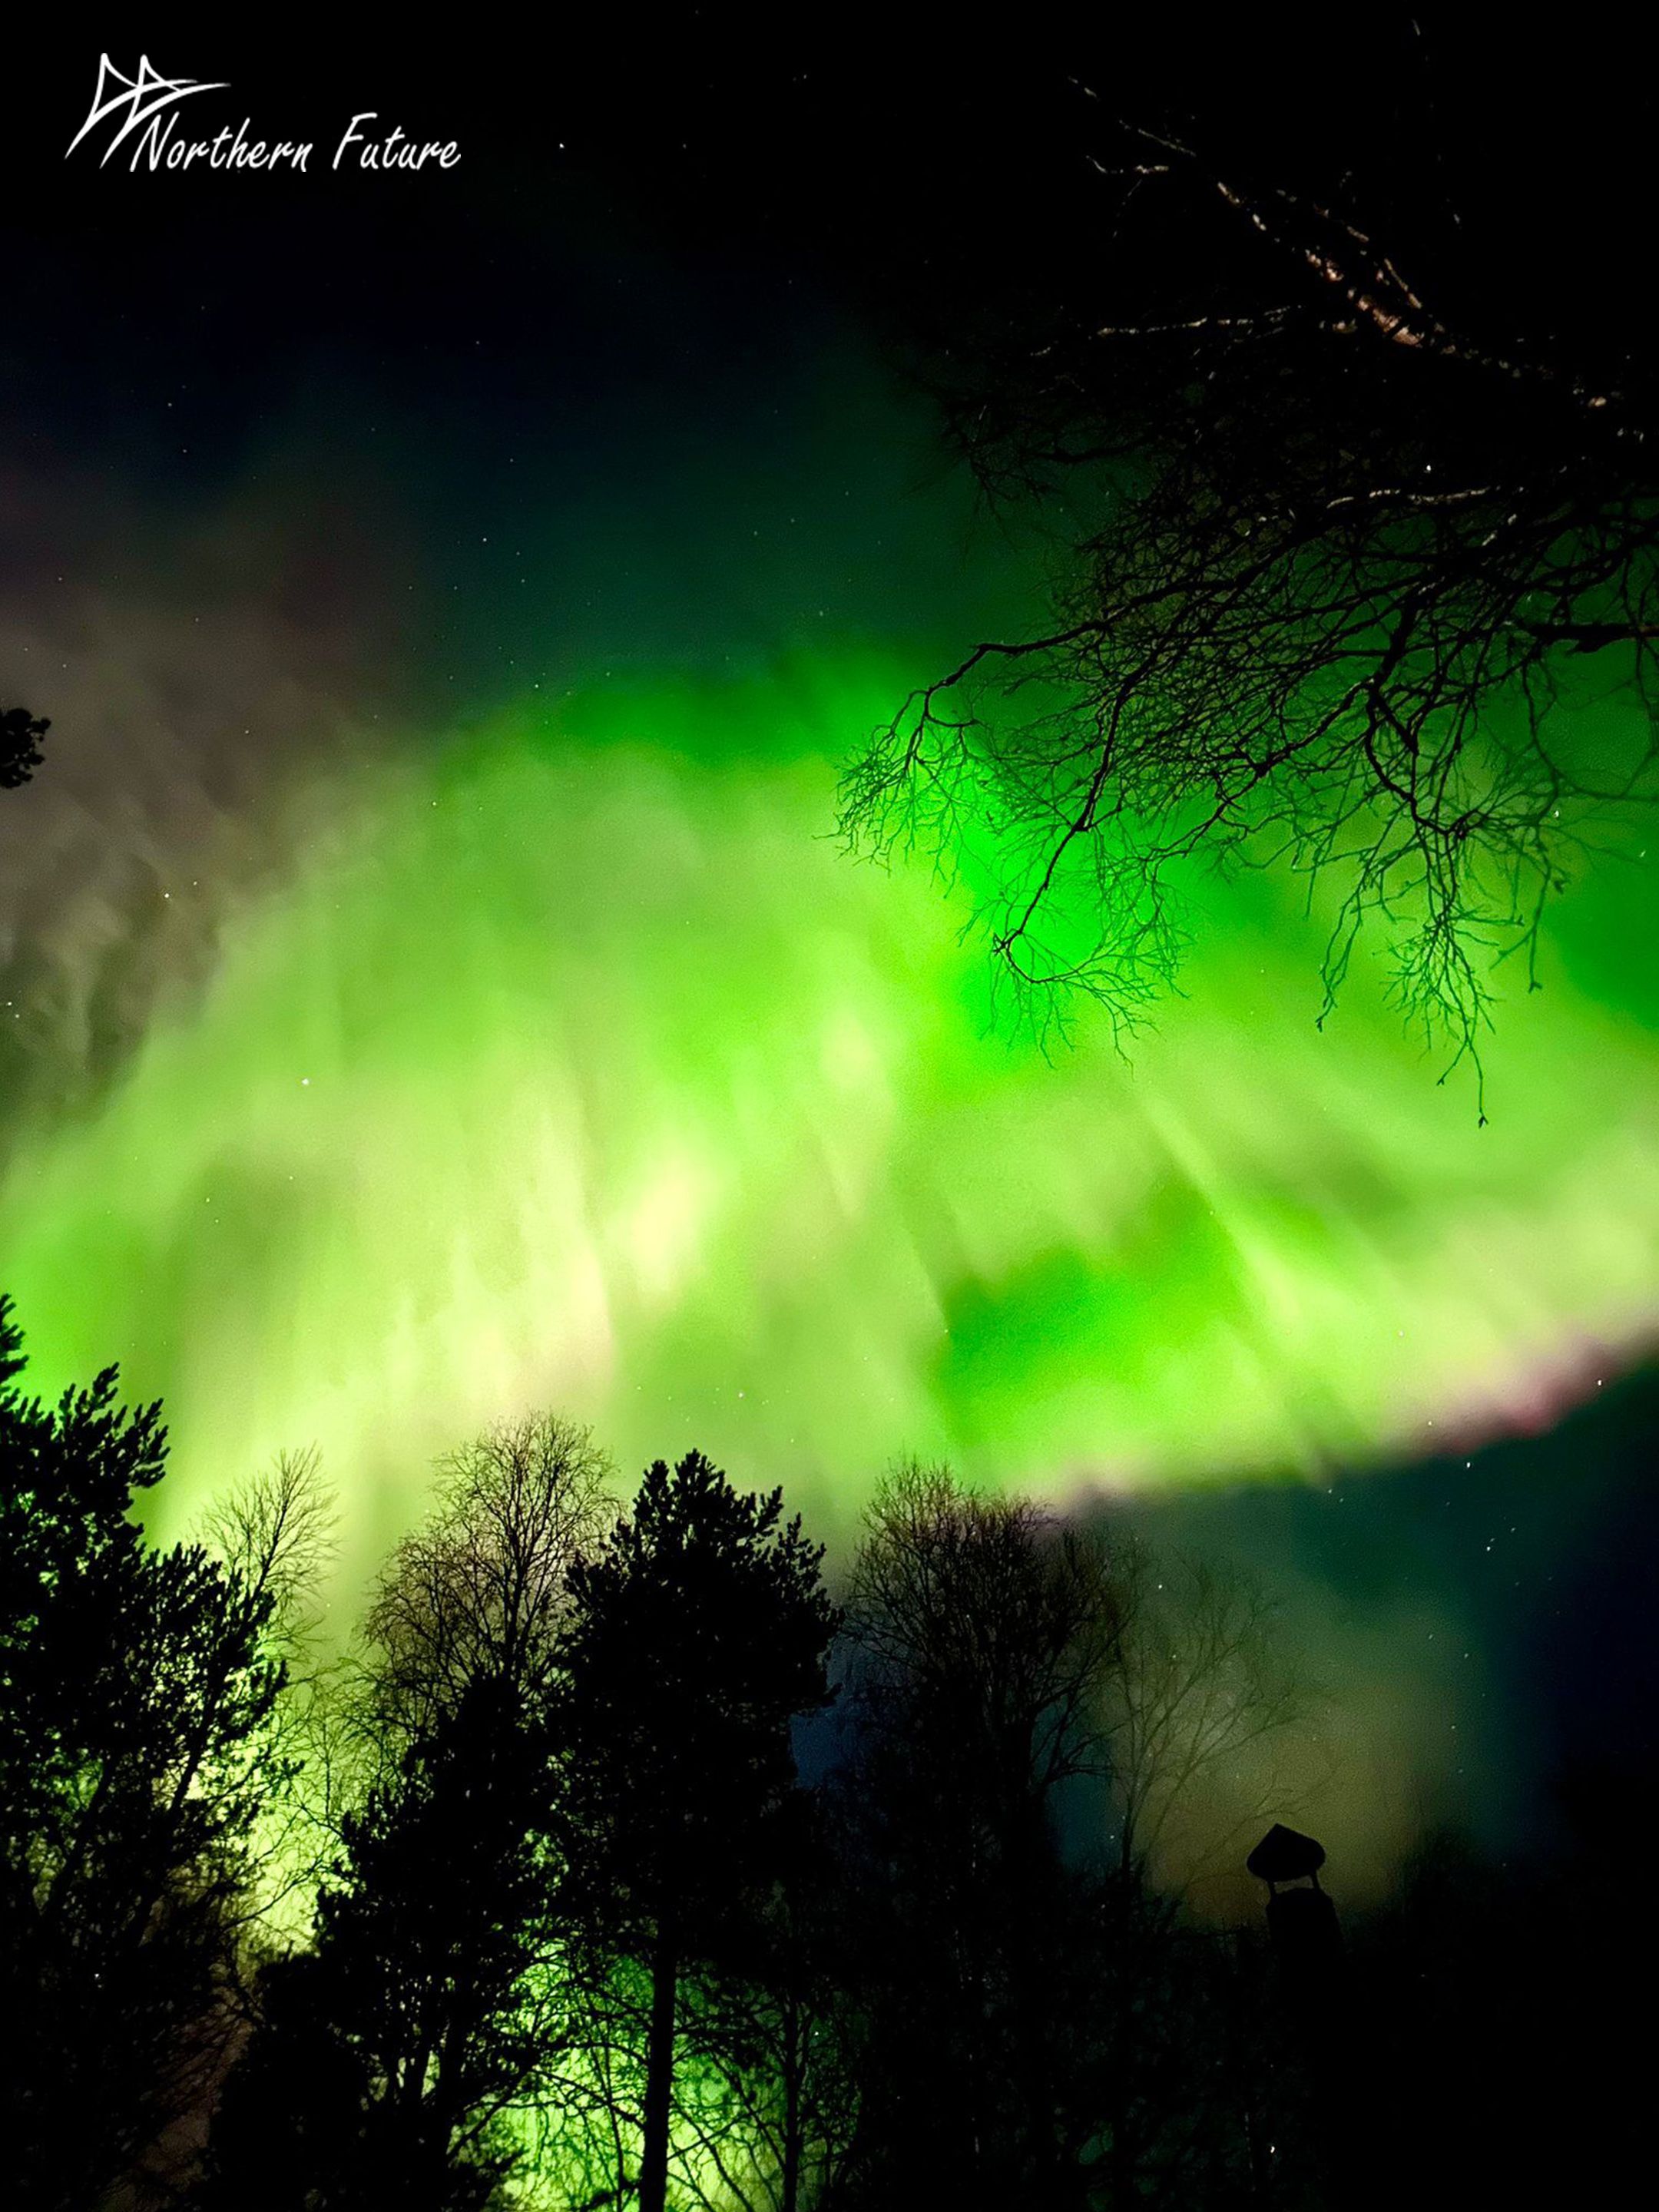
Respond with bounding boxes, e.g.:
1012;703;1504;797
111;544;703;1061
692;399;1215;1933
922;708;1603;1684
3;651;1656;1590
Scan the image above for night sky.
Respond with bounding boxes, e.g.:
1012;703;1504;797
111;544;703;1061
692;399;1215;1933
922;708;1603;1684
5;25;1657;1899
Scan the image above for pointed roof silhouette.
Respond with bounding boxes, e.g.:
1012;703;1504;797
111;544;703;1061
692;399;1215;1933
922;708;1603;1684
1247;1823;1326;1883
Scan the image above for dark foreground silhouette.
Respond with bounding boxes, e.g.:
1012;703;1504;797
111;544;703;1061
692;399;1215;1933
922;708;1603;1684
2;1293;1646;2210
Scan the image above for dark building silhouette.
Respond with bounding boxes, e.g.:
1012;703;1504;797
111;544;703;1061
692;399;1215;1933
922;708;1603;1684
1249;1823;1343;1990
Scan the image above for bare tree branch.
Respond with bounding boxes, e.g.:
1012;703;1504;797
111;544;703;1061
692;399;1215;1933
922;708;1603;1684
839;118;1659;1106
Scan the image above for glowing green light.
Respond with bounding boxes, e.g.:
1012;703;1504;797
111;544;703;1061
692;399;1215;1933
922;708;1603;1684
2;654;1654;1595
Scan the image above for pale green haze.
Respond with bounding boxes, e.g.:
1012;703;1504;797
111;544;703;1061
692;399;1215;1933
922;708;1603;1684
3;644;1655;1596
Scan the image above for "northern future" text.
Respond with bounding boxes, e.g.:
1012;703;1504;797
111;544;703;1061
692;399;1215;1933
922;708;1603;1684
124;110;461;174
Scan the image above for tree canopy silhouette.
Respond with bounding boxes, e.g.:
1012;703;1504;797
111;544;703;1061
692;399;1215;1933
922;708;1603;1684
839;103;1659;1100
361;1412;613;1745
0;1294;300;2209
555;1449;839;2212
200;1673;558;2212
0;705;48;790
205;1416;608;2212
836;1463;1127;2205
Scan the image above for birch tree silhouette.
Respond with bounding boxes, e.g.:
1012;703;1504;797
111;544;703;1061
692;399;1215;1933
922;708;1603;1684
841;111;1659;1101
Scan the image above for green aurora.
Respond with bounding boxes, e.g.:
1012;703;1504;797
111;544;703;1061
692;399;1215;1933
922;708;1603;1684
2;638;1656;1596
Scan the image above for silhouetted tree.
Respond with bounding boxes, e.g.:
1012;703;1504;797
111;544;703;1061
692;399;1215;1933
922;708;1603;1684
1103;1536;1310;1889
204;1416;614;2208
202;1448;338;1933
669;1792;862;2212
834;1465;1313;2208
360;1413;613;1746
201;1672;556;2212
836;1461;1124;2207
840;110;1659;1095
0;1296;303;2207
848;1459;1121;1820
555;1449;839;2212
1;705;48;789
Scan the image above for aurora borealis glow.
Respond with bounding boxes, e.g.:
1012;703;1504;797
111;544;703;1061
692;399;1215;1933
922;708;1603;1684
7;28;1659;1895
4;565;1657;1593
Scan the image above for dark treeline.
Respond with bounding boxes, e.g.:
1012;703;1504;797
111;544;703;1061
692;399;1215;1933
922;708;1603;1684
1;1293;1643;2210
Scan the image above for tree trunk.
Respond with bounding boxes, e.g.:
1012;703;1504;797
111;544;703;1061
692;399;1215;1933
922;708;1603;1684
639;1925;678;2212
780;1992;802;2212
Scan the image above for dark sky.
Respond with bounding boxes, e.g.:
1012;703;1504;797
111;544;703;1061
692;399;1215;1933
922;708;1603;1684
16;22;1657;452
